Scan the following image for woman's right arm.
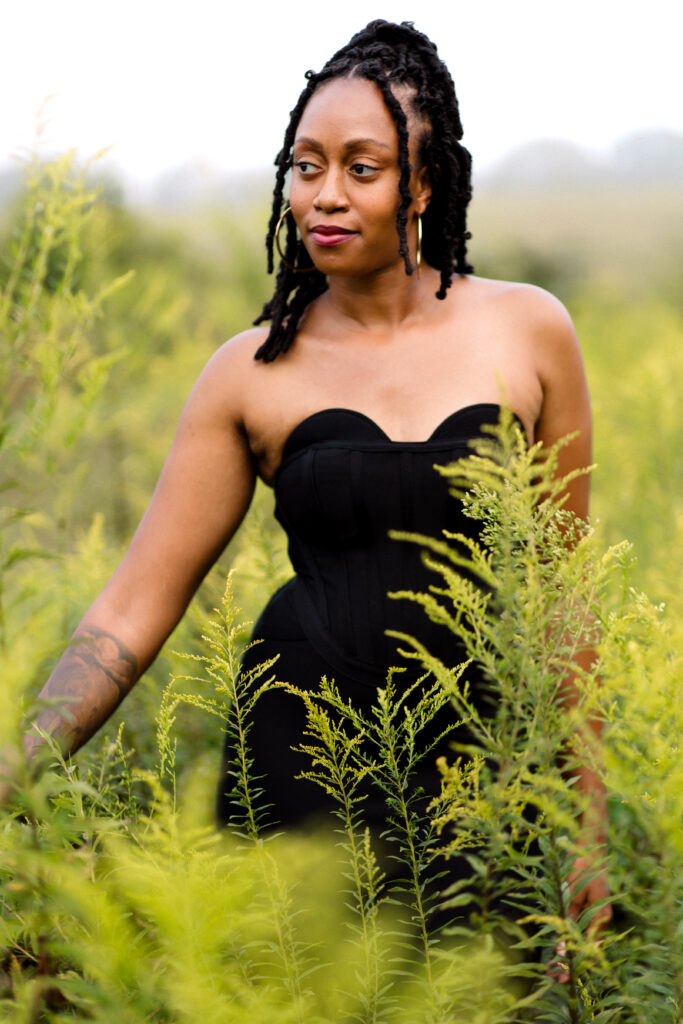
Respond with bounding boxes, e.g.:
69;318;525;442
6;338;258;782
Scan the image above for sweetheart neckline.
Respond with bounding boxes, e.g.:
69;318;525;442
269;403;512;486
283;402;503;448
266;403;524;487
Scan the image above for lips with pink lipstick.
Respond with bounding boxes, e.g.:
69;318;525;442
309;224;358;247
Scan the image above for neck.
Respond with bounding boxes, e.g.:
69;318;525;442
322;262;439;335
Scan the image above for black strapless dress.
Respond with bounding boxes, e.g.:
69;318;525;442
216;403;503;828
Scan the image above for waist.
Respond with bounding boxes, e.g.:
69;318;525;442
289;571;467;688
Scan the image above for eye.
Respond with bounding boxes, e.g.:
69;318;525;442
294;160;318;176
350;163;378;177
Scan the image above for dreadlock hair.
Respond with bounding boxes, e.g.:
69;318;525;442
254;19;473;362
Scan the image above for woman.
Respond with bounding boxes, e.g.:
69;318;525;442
2;21;608;949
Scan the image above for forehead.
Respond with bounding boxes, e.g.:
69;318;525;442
294;77;400;148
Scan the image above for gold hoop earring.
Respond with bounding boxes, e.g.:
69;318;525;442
275;206;314;273
416;213;423;279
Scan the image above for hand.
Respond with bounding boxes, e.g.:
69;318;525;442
552;850;612;985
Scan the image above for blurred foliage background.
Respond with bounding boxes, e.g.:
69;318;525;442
0;138;681;1020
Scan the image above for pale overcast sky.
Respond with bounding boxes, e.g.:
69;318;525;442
3;0;682;187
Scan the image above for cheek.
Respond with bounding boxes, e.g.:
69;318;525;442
288;179;304;217
372;178;402;220
288;177;318;225
366;191;402;235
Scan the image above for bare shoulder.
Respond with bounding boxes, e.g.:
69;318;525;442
500;282;584;385
463;277;591;504
465;276;576;339
201;326;269;381
464;276;584;384
183;326;270;425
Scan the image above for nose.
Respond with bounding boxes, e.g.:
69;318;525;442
313;167;349;212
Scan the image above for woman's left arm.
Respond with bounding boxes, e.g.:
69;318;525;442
526;287;612;947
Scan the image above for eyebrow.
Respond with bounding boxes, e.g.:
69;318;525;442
293;136;392;152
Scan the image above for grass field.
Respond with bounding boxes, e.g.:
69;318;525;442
0;156;681;1022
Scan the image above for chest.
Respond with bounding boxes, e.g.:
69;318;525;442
274;404;502;550
245;330;541;485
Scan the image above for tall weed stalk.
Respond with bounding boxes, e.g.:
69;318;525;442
388;411;682;1021
158;575;314;1016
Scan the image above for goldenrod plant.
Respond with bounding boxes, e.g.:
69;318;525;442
1;149;681;1022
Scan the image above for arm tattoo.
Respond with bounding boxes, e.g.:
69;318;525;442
69;628;137;700
29;627;139;757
